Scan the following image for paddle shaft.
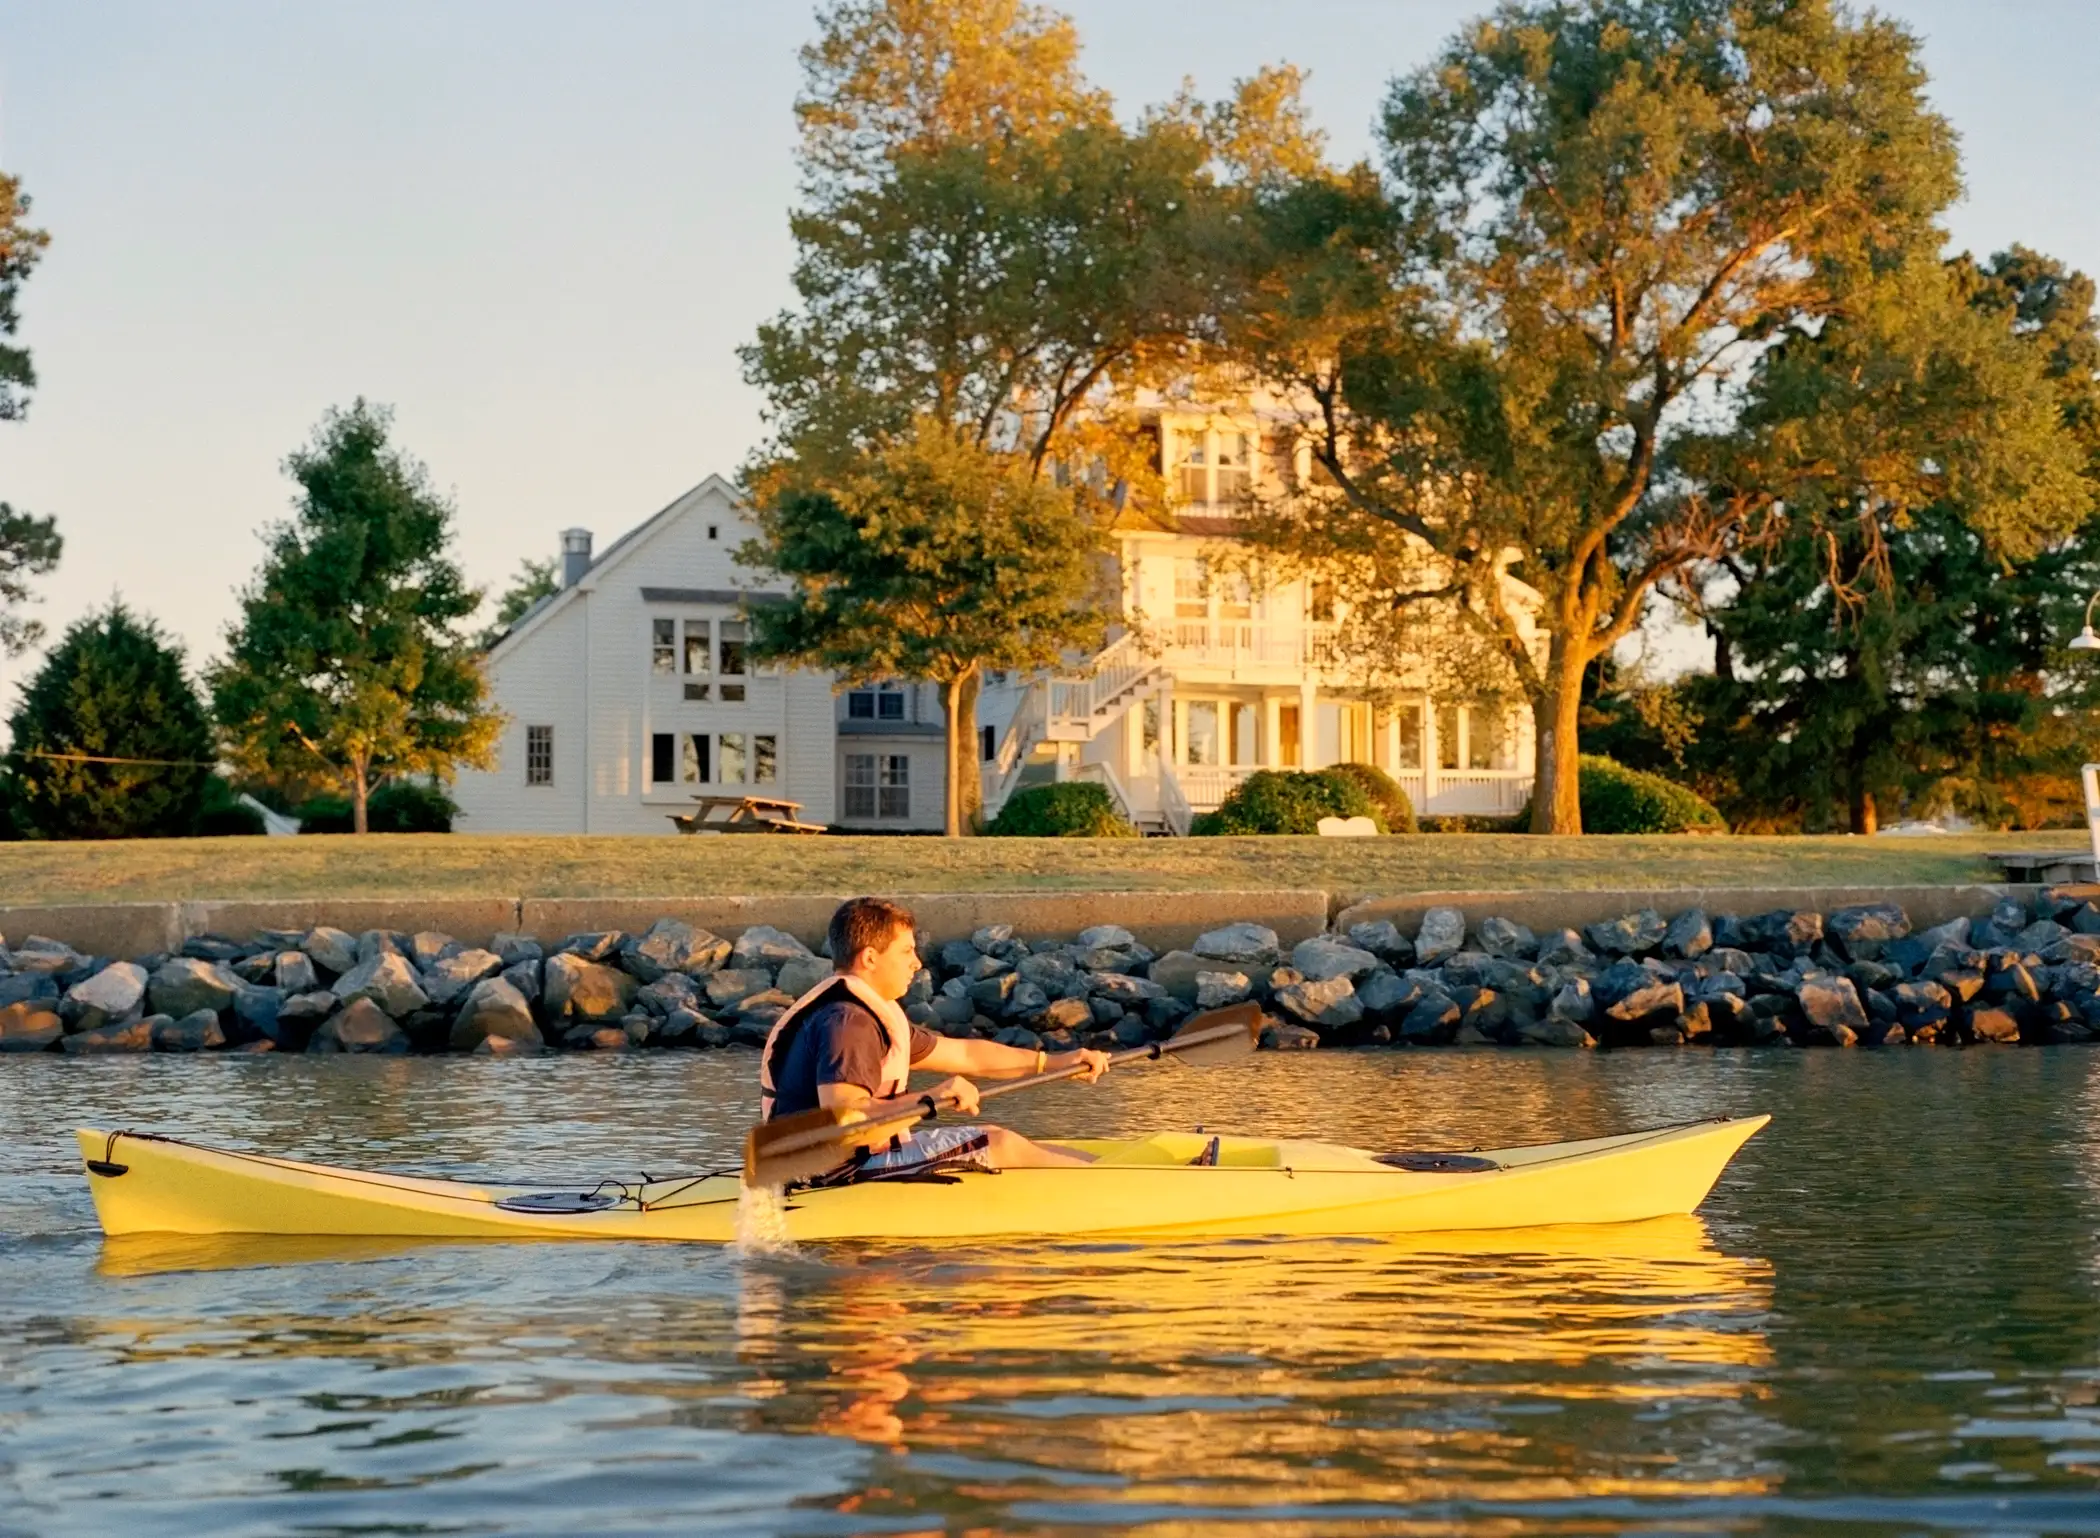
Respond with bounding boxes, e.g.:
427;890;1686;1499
761;1018;1248;1162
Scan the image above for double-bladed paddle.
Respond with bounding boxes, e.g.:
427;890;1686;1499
742;1001;1262;1189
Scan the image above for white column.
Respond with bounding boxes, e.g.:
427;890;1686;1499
1160;679;1178;764
1422;696;1441;807
1264;695;1283;769
1383;707;1400;776
1298;681;1319;770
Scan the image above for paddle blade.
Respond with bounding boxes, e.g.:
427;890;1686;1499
744;1103;903;1190
1162;1001;1262;1066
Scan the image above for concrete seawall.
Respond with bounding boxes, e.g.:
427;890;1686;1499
0;883;2042;958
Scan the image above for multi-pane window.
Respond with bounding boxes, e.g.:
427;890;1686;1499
682;619;710;676
719;733;746;784
1218;570;1253;622
682;733;711;784
754;735;778;785
651;619;675;674
1176;429;1253;507
1184;701;1220;766
1436;704;1462;771
718;622;747;702
1394;704;1424;771
525;725;553;786
650;732;675;785
1468;708;1512;771
844;754;910;818
1174;558;1207;619
981;724;996;762
847;684;907;720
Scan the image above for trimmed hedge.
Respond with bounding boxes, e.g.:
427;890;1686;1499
1321;761;1417;835
1191;769;1384;836
1578;755;1728;835
295;780;460;834
984;781;1139;838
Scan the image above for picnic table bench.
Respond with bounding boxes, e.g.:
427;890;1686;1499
668;794;828;836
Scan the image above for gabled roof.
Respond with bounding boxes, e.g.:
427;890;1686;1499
484;474;746;661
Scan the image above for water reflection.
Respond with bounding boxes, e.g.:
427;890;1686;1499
60;1218;1776;1530
12;1049;2100;1534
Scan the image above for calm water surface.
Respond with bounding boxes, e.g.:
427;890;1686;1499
6;1050;2100;1536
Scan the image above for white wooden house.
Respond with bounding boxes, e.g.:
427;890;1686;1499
453;475;954;835
976;395;1542;833
456;426;1538;836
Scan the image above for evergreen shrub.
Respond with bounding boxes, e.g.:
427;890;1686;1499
1190;769;1384;836
1578;755;1728;835
985;781;1137;838
194;778;266;837
295;780;458;834
1321;761;1417;834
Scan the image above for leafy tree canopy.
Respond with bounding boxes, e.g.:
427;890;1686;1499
3;600;214;840
0;174;62;653
209;400;502;834
1228;0;1988;833
478;556;560;650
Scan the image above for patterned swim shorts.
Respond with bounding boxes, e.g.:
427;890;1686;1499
851;1124;997;1181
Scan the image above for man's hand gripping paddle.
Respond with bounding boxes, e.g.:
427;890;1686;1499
742;1001;1261;1189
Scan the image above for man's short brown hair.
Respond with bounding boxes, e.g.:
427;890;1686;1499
829;896;916;969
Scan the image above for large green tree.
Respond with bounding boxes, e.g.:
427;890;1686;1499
477;556;559;650
209;401;502;833
1676;247;2100;832
743;0;1234;831
0;173;63;654
4;601;214;839
746;417;1109;833
1228;0;1979;832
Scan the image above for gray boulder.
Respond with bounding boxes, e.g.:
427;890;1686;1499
1663;909;1713;960
1518;1016;1595;1048
409;931;457;970
275;951;318;994
1414;907;1466;965
545;954;638;1021
65;961;148;1032
356;929;410;964
231;986;285;1045
1290;937;1381;983
1194;970;1253;1009
153;1010;225;1052
1535;928;1593;967
635;973;702;1017
1475;917;1536;960
1794;977;1868;1045
1005;980;1050;1020
302;926;358;976
1193;922;1281;966
774;955;832;999
1076;924;1137;951
450;978;543;1052
555;931;623;963
733;925;813;971
493;932;545;967
969;972;1019;1011
1089;972;1166;1005
1273;974;1362;1030
1355;970;1421;1019
1586;909;1668;956
63;1018;155;1053
1017;952;1085;997
1259;1021;1321;1050
332;952;431;1019
421;948;503;1008
0;1002;62;1052
501;959;542;1003
1828;903;1911;961
970;923;1015;952
148;958;240;1019
309;998;409;1054
621;918;731;981
1143;950;1209;1003
1549;977;1595;1025
1345;921;1415;967
1399;992;1460;1043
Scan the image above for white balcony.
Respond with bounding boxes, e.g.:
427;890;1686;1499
1153;619;1341;679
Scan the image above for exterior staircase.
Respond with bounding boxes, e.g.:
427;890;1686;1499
981;632;1168;826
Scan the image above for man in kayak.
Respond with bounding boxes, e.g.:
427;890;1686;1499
760;896;1111;1179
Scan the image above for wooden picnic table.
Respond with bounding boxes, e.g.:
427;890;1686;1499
669;793;828;836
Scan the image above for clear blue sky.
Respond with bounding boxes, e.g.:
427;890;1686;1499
2;1;2096;680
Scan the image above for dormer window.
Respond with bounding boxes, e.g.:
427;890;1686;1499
1176;427;1254;509
847;683;908;721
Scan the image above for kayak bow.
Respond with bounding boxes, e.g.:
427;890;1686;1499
76;1115;1767;1244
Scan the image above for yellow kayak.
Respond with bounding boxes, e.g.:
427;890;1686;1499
76;1115;1766;1244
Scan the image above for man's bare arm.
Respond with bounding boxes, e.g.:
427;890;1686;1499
914;1035;1109;1081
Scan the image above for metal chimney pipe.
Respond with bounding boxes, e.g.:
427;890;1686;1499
560;528;593;588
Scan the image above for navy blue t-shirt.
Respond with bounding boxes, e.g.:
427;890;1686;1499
766;993;937;1119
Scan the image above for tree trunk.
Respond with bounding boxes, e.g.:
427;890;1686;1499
955;669;983;835
1527;646;1586;835
1849;784;1879;836
940;678;964;838
352;757;370;835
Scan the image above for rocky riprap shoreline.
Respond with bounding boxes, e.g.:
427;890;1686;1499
0;889;2093;1056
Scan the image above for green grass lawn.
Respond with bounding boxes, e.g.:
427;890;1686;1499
0;829;2071;905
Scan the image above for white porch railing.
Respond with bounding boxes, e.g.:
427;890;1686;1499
1045;630;1162;736
1158;620;1341;671
1155;756;1194;838
1173;764;1262;812
1391;768;1532;817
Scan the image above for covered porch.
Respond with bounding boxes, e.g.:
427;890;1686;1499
1093;684;1533;832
